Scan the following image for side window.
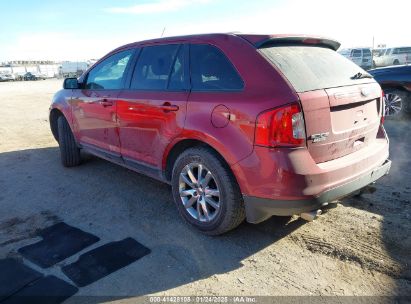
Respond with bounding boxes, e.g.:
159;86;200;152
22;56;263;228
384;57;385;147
363;49;371;56
385;49;392;55
168;46;186;90
86;49;133;90
131;44;180;90
190;44;244;91
399;47;411;54
351;50;361;57
392;48;399;55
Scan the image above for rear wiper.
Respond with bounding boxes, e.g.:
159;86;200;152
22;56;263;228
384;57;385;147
351;72;374;79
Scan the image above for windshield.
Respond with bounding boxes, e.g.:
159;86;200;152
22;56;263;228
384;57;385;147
259;45;373;92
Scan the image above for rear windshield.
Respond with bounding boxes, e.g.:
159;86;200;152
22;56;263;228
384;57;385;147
259;46;372;92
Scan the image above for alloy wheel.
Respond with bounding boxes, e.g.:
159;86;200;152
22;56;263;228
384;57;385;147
384;93;403;116
179;163;221;222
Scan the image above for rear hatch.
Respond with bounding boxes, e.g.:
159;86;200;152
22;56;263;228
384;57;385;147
259;43;383;163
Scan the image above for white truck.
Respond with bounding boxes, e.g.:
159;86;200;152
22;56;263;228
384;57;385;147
374;47;411;67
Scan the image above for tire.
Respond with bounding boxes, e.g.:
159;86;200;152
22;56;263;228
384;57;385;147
384;89;410;119
171;147;245;235
393;59;400;65
57;116;81;167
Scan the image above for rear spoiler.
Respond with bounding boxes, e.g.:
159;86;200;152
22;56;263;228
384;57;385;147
255;36;341;51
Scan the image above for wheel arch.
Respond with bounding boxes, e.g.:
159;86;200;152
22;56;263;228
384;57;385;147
163;138;239;184
49;108;64;142
381;84;410;94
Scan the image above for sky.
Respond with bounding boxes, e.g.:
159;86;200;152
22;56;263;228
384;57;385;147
0;0;410;61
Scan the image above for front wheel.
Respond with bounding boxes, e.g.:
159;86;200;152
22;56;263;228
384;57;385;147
57;116;81;167
171;147;245;235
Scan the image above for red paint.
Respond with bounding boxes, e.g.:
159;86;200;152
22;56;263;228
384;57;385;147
50;33;389;205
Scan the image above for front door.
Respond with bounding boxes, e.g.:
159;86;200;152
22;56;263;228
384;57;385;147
71;49;135;156
117;44;189;171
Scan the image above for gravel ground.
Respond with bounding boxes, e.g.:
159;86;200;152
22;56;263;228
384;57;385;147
0;79;410;301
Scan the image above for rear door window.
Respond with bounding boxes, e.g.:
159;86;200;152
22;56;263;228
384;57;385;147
168;45;187;90
189;44;244;91
259;46;372;92
399;47;411;54
131;44;180;90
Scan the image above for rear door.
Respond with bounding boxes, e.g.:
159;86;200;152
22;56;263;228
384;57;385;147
116;44;189;170
71;49;135;157
259;45;383;163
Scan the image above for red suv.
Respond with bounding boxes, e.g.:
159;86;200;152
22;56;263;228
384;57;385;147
50;33;391;235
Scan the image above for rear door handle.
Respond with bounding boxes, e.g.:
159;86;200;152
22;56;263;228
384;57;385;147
161;102;179;112
99;99;113;107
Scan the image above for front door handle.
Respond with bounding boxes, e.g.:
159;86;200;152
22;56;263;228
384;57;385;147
99;99;113;107
161;102;179;112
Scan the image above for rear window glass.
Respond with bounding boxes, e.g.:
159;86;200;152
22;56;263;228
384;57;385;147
259;46;371;92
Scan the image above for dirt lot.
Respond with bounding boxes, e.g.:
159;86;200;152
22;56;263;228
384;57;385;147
0;79;410;301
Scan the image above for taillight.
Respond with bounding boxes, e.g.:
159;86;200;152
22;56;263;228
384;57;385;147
255;103;306;148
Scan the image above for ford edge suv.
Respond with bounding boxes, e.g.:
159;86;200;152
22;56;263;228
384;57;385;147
49;33;391;235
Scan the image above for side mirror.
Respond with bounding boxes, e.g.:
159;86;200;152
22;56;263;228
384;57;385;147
63;78;79;89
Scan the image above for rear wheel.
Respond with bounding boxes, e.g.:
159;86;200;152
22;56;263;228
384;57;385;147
384;89;410;119
393;59;400;65
171;147;245;235
57;116;81;167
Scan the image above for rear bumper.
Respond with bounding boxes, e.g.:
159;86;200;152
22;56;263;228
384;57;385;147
243;158;391;223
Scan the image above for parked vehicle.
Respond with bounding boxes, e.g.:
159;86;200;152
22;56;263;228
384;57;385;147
0;73;15;81
338;48;373;69
23;72;37;81
369;65;411;118
374;47;411;67
50;34;391;234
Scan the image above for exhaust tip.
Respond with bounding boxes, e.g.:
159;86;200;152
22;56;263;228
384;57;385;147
300;209;322;222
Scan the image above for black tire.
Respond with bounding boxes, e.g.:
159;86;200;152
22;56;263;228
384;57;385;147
57;116;81;167
393;59;400;65
384;89;411;119
171;147;245;235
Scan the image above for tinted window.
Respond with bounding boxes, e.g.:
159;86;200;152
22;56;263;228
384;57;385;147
190;44;243;91
131;44;179;90
86;50;133;90
260;46;371;92
399;47;411;54
352;49;362;57
168;46;186;90
363;49;371;56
